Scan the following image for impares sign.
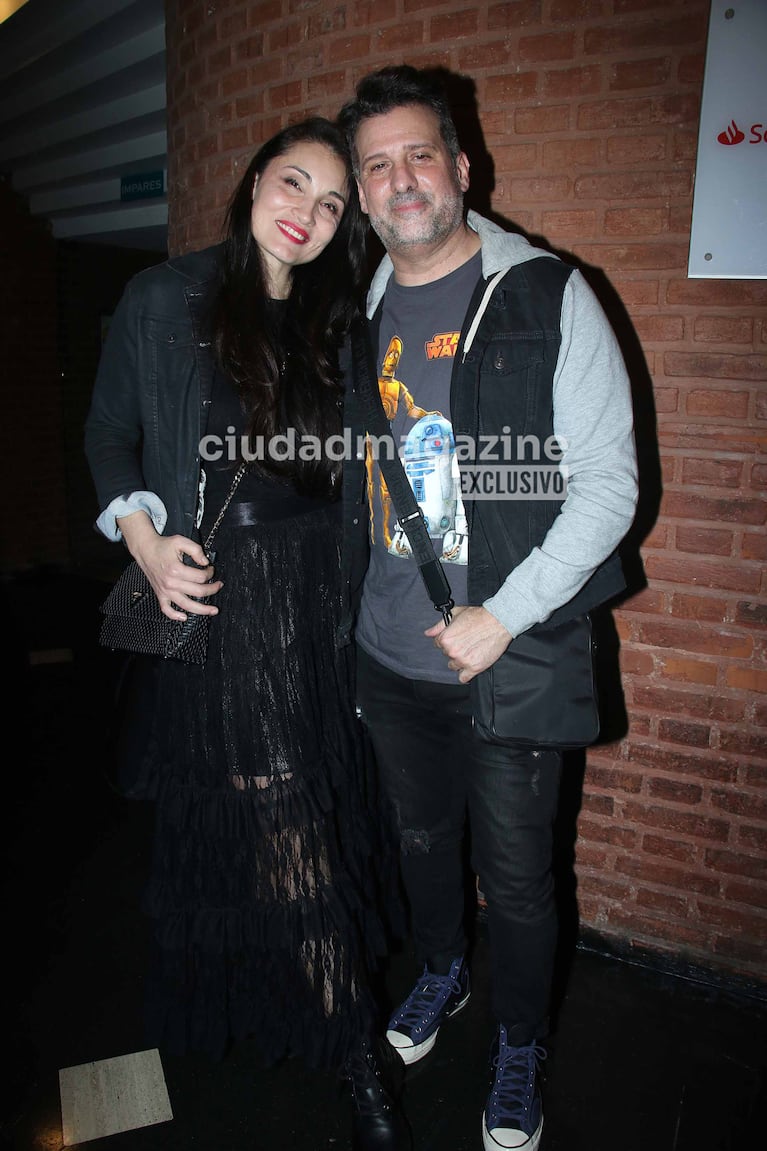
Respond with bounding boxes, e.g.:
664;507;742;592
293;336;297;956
120;170;166;202
688;1;767;279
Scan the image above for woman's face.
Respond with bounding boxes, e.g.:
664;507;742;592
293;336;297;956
250;140;349;297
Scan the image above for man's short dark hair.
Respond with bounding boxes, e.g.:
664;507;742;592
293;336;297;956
338;65;462;175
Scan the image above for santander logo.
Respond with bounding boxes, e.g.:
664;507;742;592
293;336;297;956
717;119;766;145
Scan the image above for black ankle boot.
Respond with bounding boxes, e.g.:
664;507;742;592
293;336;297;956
345;1036;411;1151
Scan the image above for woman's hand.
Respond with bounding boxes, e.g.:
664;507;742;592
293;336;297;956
117;511;224;621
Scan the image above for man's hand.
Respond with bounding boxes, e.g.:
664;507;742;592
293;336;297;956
117;511;223;621
425;605;512;683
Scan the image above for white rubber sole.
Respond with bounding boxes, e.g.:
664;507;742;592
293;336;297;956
386;989;471;1065
482;1112;543;1151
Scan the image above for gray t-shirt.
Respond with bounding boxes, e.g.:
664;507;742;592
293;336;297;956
356;252;481;683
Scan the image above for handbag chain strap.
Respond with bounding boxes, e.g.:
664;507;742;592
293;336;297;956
351;316;454;626
202;460;249;551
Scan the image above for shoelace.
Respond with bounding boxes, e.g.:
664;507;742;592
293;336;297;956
391;967;462;1028
487;1040;547;1128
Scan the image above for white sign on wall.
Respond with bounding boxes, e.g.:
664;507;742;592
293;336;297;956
688;1;767;279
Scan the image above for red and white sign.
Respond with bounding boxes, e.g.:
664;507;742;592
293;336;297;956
688;1;766;279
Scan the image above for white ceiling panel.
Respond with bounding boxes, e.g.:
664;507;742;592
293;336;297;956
0;0;167;251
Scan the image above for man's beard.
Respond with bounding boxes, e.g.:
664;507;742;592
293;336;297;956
367;187;464;252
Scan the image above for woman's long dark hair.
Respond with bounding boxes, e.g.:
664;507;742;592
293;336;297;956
210;117;367;494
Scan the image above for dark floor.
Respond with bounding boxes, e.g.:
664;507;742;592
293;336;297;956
2;568;766;1151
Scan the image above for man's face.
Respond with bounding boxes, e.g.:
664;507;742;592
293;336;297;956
354;105;469;255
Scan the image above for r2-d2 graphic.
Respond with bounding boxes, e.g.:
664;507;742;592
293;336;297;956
388;414;467;564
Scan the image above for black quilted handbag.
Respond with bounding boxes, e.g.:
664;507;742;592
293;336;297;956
98;463;247;665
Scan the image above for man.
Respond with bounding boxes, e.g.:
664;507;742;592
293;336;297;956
337;67;638;1151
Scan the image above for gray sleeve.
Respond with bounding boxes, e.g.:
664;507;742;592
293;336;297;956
483;269;638;637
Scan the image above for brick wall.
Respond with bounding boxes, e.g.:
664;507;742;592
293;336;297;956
165;0;766;984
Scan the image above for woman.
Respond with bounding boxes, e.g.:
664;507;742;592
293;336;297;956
85;118;407;1151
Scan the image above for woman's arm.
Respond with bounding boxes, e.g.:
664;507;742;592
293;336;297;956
85;278;149;517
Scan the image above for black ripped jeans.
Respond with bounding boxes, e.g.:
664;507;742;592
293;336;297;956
356;645;563;1046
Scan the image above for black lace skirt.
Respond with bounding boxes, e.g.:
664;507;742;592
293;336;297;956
142;498;400;1067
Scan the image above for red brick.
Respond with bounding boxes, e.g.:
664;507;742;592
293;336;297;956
617;588;666;614
458;42;513;70
607;134;666;165
658;425;765;455
710;790;767;822
486;72;540;103
647;775;704;803
669;592;728;621
266;81;303;110
518;31;575;60
710;935;766;969
642;833;698;865
307;7;346;37
491;144;539;171
610;56;671;90
739;825;767;853
611;278;660;306
656;655;717;686
660;491;765;526
577;818;638;848
667;279;767;306
643;554;761;594
602;908;711;951
636;887;689;916
433;10;479;39
626;743;736;784
307;70;347;98
604;207;668;236
574;843;608;868
695;901;767;937
751;463;767;491
705;849;767;880
543;65;601;98
374;22;425;51
577;874;634;903
587;12;707;52
734;601;767;628
653;389;679;415
510;176;572;201
633;684;744;723
633;315;683;342
693;316;754;344
514;105;571;134
725;668;767;694
328;36;370;64
586;765;644;794
632;618;751;658
669;355;767;383
621;801;730;842
487;1;542;31
570;243;686;272
681;457;744;489
656;719;710;749
402;0;443;11
581;792;615;816
541;210;597;237
718;729;767;760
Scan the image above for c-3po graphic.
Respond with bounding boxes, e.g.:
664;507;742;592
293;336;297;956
368;334;469;564
367;335;430;548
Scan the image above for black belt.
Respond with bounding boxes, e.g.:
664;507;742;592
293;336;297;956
224;496;340;527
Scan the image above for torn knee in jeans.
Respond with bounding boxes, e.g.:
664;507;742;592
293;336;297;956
401;828;431;855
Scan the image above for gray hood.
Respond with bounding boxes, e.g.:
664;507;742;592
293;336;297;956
366;209;557;317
